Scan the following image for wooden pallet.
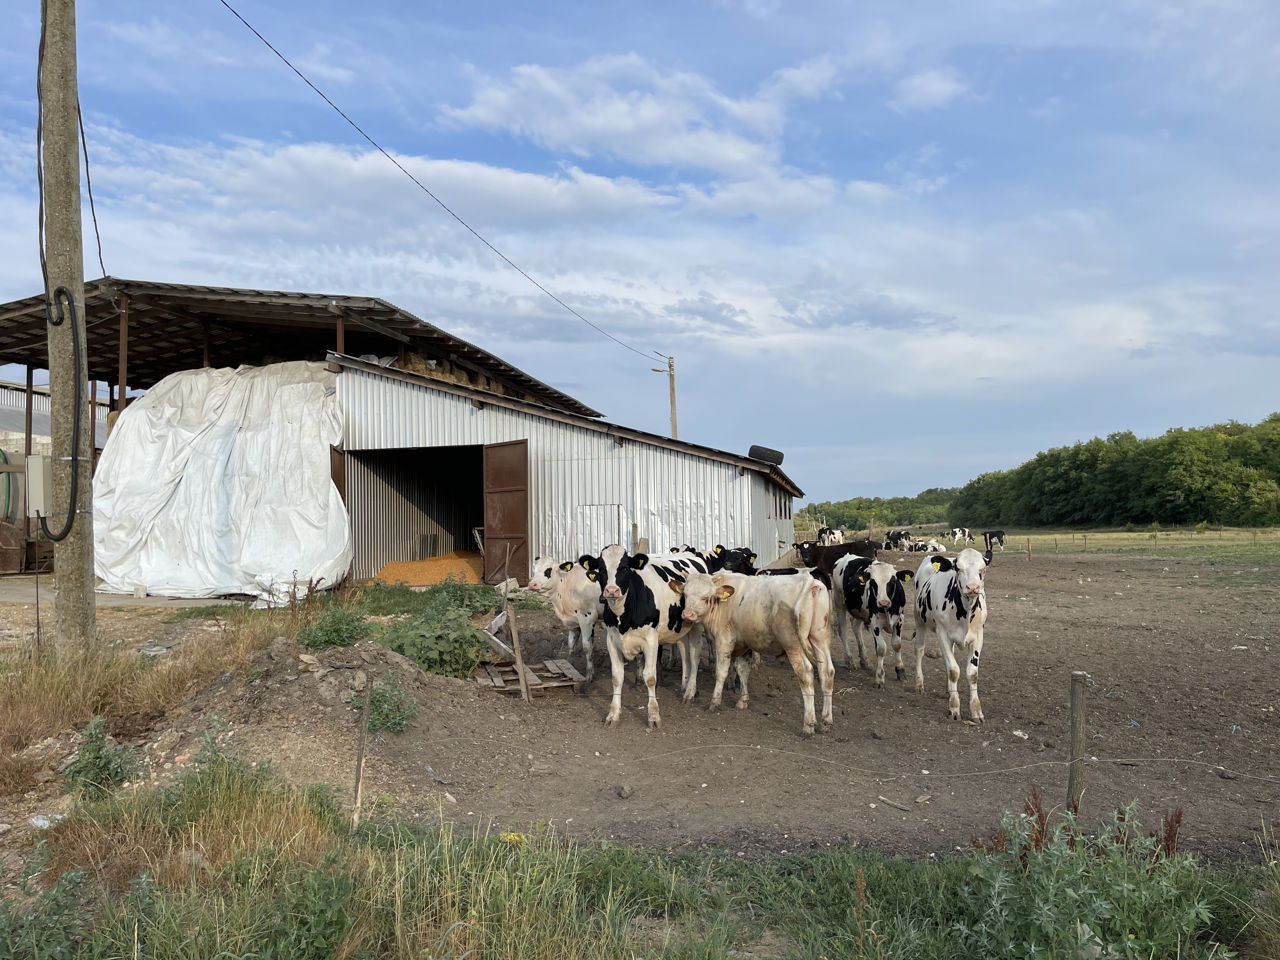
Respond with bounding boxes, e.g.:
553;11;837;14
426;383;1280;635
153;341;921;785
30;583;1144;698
475;658;586;696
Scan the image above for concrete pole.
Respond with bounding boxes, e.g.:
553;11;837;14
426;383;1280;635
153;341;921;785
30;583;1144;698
41;0;96;650
666;355;677;440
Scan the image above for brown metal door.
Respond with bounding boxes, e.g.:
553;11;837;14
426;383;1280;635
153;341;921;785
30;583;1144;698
483;439;529;584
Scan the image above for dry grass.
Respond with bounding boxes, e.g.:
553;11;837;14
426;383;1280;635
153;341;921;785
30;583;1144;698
0;607;280;794
0;751;39;795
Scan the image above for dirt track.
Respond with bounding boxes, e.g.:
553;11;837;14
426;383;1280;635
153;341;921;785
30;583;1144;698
4;549;1277;863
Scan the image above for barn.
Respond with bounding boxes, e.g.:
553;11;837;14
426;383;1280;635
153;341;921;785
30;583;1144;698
0;278;801;592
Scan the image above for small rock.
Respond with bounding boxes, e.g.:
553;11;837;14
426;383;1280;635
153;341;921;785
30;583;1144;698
29;814;63;829
0;823;11;835
529;762;553;776
869;730;884;740
351;669;367;692
138;645;169;656
444;792;457;804
298;654;320;667
150;729;182;756
1217;767;1238;780
615;784;634;799
282;674;298;682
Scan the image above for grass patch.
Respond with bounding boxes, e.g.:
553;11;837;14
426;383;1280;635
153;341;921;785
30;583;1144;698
1002;526;1280;567
5;770;1265;960
62;716;139;799
350;671;419;734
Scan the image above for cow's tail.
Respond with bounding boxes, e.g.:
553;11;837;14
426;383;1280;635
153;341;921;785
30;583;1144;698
794;580;830;663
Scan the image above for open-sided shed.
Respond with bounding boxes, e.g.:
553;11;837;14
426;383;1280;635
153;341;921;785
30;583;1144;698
0;278;801;587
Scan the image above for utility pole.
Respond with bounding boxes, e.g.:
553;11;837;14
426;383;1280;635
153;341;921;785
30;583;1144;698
651;355;677;439
40;0;96;650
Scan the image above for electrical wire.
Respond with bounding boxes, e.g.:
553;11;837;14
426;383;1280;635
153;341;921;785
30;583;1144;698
78;103;106;278
215;0;666;362
37;287;84;543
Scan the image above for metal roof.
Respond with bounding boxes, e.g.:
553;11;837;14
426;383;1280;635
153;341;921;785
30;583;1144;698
0;277;601;418
331;352;805;498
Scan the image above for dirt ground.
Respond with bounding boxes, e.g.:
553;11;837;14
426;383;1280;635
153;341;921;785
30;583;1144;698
2;549;1277;866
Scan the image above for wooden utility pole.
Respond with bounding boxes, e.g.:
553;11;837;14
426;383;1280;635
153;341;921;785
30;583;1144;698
41;0;96;650
651;356;677;439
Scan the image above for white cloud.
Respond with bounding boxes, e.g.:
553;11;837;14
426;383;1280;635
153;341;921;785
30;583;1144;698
888;66;969;112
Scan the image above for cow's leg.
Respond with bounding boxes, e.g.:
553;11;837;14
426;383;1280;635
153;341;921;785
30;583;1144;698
816;645;835;731
783;646;818;736
913;616;928;693
733;655;752;709
680;633;701;703
575;614;595;682
854;619;872;671
937;629;962;720
604;627;625;726
871;617;888;689
709;636;733;712
963;607;986;721
891;618;906;681
833;601;854;667
643;633;662;729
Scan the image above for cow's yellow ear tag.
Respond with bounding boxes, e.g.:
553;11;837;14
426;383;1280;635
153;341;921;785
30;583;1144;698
718;589;733;602
931;561;941;570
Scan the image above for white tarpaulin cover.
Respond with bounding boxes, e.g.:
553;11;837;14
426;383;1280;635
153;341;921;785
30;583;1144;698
94;361;352;601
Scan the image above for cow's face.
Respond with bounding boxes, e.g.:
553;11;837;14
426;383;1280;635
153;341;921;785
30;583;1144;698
795;541;819;566
864;562;909;610
672;572;733;621
953;547;992;596
527;555;561;593
719;547;757;574
590;544;650;608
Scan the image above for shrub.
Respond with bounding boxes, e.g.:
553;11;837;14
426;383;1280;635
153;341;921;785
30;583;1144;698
959;795;1234;959
351;672;418;734
298;606;367;650
1148;521;1163;533
1195;520;1209;534
64;716;138;798
378;609;491;680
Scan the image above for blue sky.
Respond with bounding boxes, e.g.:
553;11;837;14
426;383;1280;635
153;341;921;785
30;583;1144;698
2;0;1277;502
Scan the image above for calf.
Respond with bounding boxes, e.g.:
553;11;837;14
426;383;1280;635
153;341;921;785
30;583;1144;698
983;530;1006;551
912;548;993;721
830;555;915;686
818;526;844;546
883;530;910;551
951;527;973;545
528;555;604;681
793;538;878;575
675;570;835;736
581;545;709;728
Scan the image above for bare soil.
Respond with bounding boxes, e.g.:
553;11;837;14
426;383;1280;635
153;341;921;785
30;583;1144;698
2;550;1277;867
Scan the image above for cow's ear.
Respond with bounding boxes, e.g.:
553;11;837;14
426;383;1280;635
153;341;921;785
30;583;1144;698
749;554;757;565
897;570;914;583
983;549;993;565
713;544;725;555
632;553;649;569
670;546;680;553
667;580;683;595
932;557;954;572
559;561;574;572
718;585;736;602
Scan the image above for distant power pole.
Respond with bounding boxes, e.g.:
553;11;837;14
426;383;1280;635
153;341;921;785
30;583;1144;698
40;0;96;650
651;355;677;439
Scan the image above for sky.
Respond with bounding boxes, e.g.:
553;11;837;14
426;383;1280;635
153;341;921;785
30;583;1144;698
1;0;1277;503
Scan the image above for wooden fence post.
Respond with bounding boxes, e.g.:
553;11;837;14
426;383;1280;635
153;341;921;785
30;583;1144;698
1026;537;1031;561
503;544;531;703
351;690;371;833
1067;670;1088;810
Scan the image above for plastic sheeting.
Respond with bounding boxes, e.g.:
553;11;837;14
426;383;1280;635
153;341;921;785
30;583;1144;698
93;361;352;602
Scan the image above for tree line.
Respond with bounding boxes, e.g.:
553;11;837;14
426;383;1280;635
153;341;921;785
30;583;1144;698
948;413;1280;528
800;487;958;532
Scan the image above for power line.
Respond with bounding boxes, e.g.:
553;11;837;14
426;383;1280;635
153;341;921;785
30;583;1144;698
216;0;665;362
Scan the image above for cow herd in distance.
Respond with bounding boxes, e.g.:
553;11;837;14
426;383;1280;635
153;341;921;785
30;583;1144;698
527;526;998;736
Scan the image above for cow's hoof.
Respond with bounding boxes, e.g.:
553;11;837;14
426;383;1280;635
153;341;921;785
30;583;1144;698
647;715;662;730
681;692;696;704
604;714;619;727
736;698;750;710
947;710;961;721
819;719;833;732
895;667;906;681
801;725;816;738
708;700;722;713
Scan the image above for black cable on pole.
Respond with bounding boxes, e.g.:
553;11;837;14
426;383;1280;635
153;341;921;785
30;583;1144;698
38;287;84;543
78;103;107;278
216;0;663;362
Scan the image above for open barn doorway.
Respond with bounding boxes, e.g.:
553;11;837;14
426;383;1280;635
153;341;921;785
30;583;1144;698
346;440;529;585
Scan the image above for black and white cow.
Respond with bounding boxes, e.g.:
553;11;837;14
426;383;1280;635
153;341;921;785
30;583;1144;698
675;568;835;735
912;547;993;722
581;545;710;728
817;526;844;546
794;538;878;575
951;527;973;545
830;555;915;687
528;555;604;680
983;530;1006;551
883;530;911;551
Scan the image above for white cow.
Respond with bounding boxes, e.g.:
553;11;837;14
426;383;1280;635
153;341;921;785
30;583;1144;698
912;548;993;721
675;569;835;736
831;555;915;687
528;555;604;681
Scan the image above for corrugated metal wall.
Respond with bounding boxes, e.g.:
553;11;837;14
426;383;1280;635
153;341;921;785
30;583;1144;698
339;368;791;572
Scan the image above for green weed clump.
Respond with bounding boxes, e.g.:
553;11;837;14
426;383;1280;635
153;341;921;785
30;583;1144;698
351;672;419;734
378;609;491;680
298;606;368;650
63;716;138;798
958;792;1239;959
